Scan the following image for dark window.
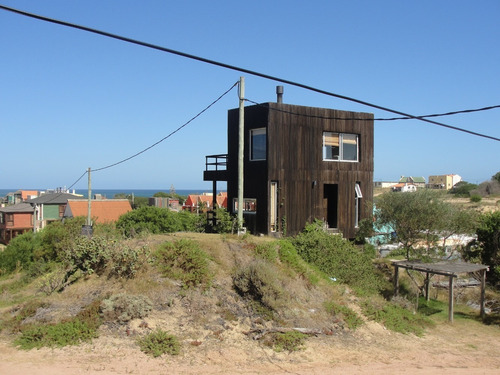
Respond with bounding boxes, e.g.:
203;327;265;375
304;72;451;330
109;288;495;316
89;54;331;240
250;128;266;161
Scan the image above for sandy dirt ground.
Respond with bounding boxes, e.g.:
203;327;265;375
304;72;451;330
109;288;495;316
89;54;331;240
1;317;499;375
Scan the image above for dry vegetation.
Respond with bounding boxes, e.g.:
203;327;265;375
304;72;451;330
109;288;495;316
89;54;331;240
1;232;500;374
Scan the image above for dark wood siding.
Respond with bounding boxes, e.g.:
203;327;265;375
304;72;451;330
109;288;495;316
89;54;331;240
226;102;374;238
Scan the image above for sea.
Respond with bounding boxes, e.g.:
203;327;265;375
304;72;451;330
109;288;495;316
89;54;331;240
0;188;219;199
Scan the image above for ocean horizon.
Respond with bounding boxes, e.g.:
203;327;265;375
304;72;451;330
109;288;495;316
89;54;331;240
0;188;223;199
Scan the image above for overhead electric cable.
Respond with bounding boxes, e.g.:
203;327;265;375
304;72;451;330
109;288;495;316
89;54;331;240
245;98;500;122
0;4;499;142
68;170;88;190
92;81;238;172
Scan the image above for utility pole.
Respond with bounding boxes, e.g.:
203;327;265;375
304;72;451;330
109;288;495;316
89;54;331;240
87;167;92;227
82;167;93;237
237;76;245;234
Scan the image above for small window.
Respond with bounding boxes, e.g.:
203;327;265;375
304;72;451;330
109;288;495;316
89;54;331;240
355;183;362;228
323;132;359;162
233;198;257;213
250;128;266;161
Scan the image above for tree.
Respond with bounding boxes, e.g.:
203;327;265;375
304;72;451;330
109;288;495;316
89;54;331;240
375;189;475;259
492;171;500;184
463;211;500;286
449;181;477;197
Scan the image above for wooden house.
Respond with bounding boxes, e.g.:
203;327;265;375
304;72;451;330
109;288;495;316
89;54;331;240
204;99;374;238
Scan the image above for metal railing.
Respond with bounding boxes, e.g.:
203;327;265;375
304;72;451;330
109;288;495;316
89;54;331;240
205;154;228;171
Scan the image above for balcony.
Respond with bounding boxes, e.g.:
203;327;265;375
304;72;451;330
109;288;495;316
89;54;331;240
203;154;229;181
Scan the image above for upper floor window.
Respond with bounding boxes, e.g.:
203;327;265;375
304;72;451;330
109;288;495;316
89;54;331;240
323;132;359;162
250;128;266;161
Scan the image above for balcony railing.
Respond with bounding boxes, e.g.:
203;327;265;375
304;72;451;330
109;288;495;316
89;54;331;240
205;154;227;171
204;154;229;181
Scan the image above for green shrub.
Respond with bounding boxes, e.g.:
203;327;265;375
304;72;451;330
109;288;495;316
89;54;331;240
233;259;284;314
37;266;68;295
15;319;98;349
209;208;237;233
61;236;111;276
470;194;482;203
324;301;363;330
361;299;430;336
277;240;319;285
254;242;278;262
263;331;307;352
138;329;180;357
100;293;153;323
109;245;149;279
0;231;40;274
156;239;213;288
292;221;382;293
117;206;203;237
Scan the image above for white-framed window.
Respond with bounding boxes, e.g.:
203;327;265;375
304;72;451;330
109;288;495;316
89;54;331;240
250;128;266;161
270;182;278;232
323;132;359;162
355;182;363;228
233;198;257;213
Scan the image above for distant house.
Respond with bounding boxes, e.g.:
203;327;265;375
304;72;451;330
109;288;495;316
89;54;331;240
63;199;132;224
28;192;85;231
392;183;417;193
14;190;39;203
398;176;426;188
0;202;35;244
149;197;180;211
374;181;398;189
183;192;227;213
427;174;462;190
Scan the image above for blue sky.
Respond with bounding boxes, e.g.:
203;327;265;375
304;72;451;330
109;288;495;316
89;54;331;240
1;1;499;190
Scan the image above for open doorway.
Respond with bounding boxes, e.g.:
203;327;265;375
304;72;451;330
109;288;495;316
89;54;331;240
323;184;338;228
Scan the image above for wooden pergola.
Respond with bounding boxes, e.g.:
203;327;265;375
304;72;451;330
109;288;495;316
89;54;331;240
392;260;489;322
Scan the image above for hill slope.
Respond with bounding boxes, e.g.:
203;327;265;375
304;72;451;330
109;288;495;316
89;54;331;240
1;232;500;374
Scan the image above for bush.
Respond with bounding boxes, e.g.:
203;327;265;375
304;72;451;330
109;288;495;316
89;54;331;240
324;301;363;330
233;259;284;313
361;299;430;336
277;240;319;285
292;220;382;293
263;331;307;352
15;319;98;349
254;242;278;262
138;329;180;357
117;206;203;237
209;208;237;233
101;293;153;323
470;194;482;203
109;244;150;279
61;236;111;276
156;239;213;288
0;231;40;274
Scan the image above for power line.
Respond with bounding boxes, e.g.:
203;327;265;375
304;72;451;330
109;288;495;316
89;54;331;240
68;170;88;190
246;98;500;123
1;4;498;142
66;81;237;188
375;104;500;121
92;81;238;172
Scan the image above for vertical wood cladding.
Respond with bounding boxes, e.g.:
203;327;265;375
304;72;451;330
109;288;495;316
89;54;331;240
226;102;374;238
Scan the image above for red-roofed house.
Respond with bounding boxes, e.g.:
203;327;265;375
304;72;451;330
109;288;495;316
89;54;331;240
0;202;35;244
63;199;132;224
183;193;227;213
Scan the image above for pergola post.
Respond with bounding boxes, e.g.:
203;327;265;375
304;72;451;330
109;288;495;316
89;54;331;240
425;272;430;301
448;275;454;323
393;265;399;297
480;269;486;320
